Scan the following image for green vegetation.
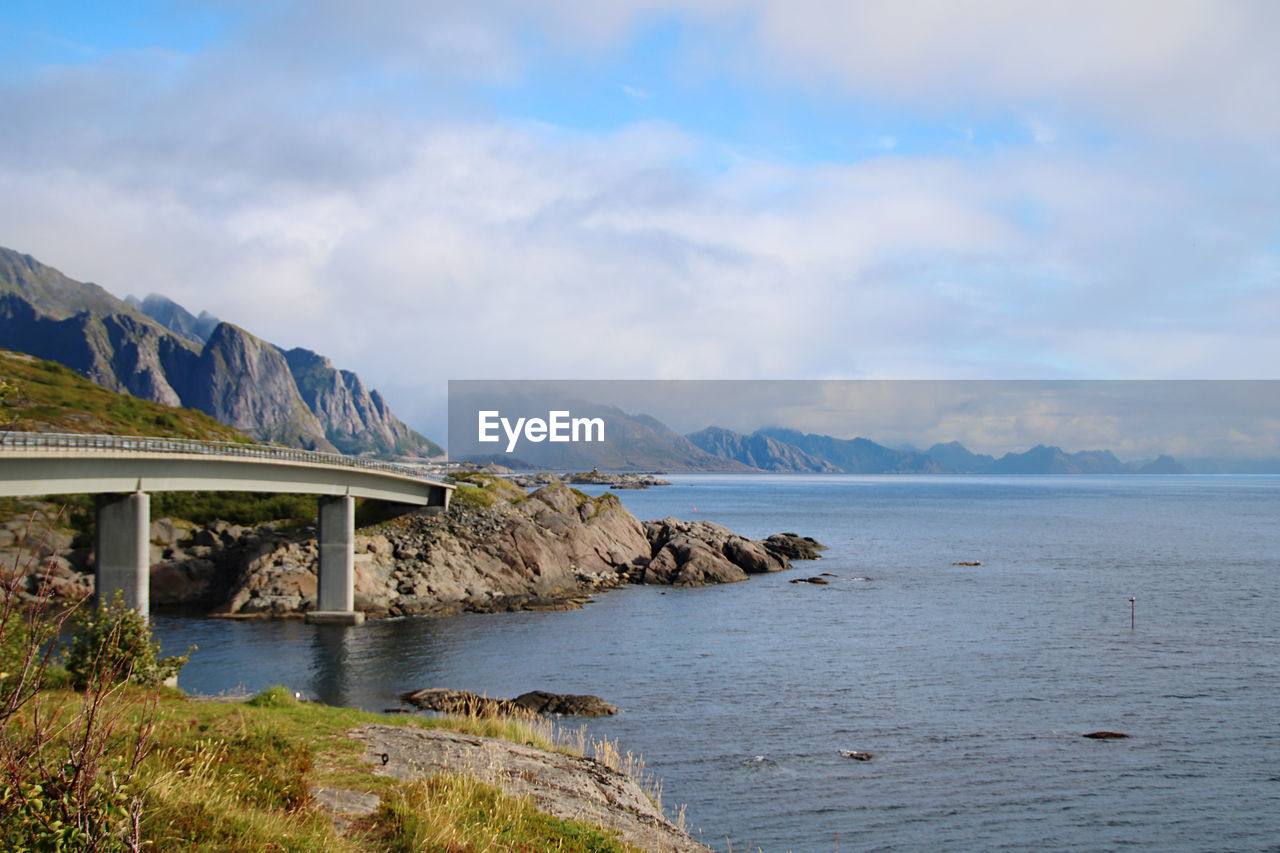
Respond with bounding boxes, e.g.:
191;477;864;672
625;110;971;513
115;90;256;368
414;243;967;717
150;491;317;528
63;594;193;690
450;483;501;510
5;682;649;851
0;348;248;441
5;492;322;548
448;473;529;508
1;567;663;852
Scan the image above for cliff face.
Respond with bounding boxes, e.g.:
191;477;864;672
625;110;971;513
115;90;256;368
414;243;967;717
186;324;335;451
0;245;440;457
283;347;443;457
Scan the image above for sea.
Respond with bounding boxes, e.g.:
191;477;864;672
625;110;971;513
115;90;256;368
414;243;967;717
151;475;1280;852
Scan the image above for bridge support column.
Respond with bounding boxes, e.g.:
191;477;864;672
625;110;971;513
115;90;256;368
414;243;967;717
94;491;150;620
307;495;364;626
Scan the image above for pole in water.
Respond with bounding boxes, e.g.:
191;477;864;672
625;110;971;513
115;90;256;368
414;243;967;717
1129;597;1135;630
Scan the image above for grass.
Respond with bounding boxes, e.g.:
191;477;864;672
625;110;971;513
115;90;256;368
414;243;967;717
10;686;661;852
0;348;249;441
375;775;635;853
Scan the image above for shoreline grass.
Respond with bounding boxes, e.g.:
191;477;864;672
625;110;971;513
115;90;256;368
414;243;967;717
7;685;670;851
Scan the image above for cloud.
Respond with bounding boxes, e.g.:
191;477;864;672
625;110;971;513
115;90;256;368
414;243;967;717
0;0;1276;438
746;0;1280;140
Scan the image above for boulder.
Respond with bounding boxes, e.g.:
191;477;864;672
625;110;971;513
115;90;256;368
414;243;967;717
763;532;828;560
510;691;618;717
640;518;817;586
399;687;618;717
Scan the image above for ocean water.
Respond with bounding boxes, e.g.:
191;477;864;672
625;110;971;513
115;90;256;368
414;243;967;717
151;475;1280;852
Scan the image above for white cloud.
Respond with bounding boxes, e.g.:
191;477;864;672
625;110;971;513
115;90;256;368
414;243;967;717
1;0;1277;438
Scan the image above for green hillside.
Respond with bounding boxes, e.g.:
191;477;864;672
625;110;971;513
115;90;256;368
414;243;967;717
0;348;249;442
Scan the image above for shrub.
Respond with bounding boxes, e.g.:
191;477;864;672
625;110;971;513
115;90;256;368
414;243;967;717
63;594;193;690
244;685;298;708
0;611;69;696
449;484;498;509
0;519;154;851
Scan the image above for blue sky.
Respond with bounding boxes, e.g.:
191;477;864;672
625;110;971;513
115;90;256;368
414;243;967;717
2;1;1278;440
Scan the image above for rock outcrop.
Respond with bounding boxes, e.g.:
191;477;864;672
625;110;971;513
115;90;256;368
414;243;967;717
216;482;651;617
398;687;618;717
351;725;711;853
638;517;810;585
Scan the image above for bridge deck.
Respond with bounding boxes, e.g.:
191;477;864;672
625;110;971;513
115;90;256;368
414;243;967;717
0;431;453;506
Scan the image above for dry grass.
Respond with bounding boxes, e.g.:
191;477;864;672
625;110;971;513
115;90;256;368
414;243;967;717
374;773;641;852
9;686;682;851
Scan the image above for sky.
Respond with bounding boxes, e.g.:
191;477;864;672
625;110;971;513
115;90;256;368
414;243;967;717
2;1;1278;443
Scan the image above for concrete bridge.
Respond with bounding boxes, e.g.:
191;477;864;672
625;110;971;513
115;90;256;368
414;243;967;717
0;431;454;625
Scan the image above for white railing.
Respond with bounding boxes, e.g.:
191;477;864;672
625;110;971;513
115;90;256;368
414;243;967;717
0;431;452;485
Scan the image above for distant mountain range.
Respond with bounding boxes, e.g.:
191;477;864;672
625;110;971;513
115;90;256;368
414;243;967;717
0;246;442;458
453;407;1203;474
686;425;1188;474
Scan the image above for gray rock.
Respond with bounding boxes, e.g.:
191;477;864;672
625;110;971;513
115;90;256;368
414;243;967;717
763;532;828;560
399;687;618;717
351;725;710;853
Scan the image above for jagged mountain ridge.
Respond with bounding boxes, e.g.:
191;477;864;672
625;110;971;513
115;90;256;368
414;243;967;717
755;427;950;473
685;426;837;472
684;426;1186;475
126;293;222;344
0;246;441;457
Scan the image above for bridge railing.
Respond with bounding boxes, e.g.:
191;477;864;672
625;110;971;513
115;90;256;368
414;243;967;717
0;431;453;486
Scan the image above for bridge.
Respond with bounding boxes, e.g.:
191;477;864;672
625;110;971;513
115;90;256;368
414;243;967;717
0;431;454;625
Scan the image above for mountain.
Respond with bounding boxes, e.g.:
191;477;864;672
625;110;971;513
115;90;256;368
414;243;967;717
0;348;249;441
0;246;141;320
686;426;837;472
1136;454;1190;474
925;440;996;472
283;347;442;457
0;291;195;407
985;444;1131;474
756;427;949;473
184;322;334;449
127;293;222;343
0;246;440;457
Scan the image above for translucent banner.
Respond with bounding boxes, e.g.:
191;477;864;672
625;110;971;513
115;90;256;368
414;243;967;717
447;380;1280;473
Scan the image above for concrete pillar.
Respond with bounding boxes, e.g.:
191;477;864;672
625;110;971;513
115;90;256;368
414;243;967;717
94;491;150;620
308;494;364;625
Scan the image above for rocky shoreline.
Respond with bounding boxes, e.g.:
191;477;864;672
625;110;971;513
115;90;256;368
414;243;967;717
349;724;711;852
5;474;825;619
